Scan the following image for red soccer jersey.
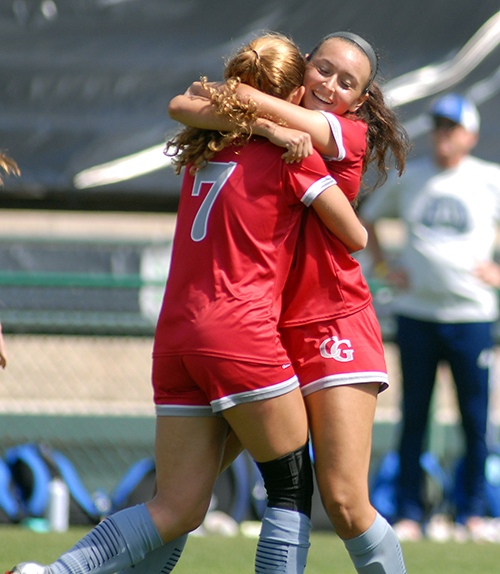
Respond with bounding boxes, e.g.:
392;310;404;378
154;138;336;364
280;113;372;327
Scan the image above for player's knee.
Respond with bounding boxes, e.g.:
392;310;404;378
179;505;207;534
149;491;208;537
320;485;370;535
257;441;314;518
324;498;356;533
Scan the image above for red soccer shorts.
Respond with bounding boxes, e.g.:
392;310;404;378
153;353;298;415
280;304;388;397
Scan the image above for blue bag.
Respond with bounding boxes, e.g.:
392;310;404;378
111;457;155;512
5;442;108;524
485;449;500;517
370;450;451;523
454;448;500;519
0;456;22;522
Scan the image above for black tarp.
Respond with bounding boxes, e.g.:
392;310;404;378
1;0;500;210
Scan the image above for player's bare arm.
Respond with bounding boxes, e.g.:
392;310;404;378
183;81;340;158
312;185;367;253
168;92;236;131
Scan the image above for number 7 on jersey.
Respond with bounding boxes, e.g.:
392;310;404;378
191;161;237;242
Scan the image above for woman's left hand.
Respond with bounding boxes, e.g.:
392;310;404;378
260;124;313;162
186;81;216;97
280;128;314;163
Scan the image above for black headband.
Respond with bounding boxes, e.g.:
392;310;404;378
321;31;379;90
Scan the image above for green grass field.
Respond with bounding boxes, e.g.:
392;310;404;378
1;526;500;574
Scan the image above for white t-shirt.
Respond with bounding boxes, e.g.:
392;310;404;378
361;155;500;322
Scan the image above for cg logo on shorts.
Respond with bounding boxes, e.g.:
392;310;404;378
319;336;354;362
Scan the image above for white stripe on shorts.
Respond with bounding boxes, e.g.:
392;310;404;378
301;371;389;397
211;375;299;413
155;404;222;417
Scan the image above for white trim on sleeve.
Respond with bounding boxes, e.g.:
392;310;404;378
319;111;345;161
302;175;337;207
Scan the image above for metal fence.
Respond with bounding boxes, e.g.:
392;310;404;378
1;211;499;521
0;211;177;501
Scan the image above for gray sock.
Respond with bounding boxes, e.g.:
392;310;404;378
255;507;311;574
117;535;188;574
50;504;163;574
343;512;407;574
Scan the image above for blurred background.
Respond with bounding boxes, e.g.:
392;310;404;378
0;0;500;529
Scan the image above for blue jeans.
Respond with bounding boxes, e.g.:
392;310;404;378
396;315;492;523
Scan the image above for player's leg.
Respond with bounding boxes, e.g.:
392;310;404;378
306;383;377;537
147;414;229;538
10;354;229;574
10;415;227;574
222;383;312;574
280;309;406;573
115;537;188;574
280;310;388;537
115;355;306;574
306;383;405;574
116;430;244;574
220;428;245;471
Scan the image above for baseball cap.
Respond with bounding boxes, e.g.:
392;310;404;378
429;93;480;133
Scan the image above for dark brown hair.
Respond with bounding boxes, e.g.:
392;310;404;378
308;34;411;192
356;81;410;191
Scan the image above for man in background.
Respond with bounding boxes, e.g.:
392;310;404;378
361;93;500;542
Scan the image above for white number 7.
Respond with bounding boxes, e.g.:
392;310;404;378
191;161;237;242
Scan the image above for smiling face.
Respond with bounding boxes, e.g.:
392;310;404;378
302;37;371;116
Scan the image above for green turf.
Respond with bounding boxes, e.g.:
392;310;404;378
1;526;500;574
